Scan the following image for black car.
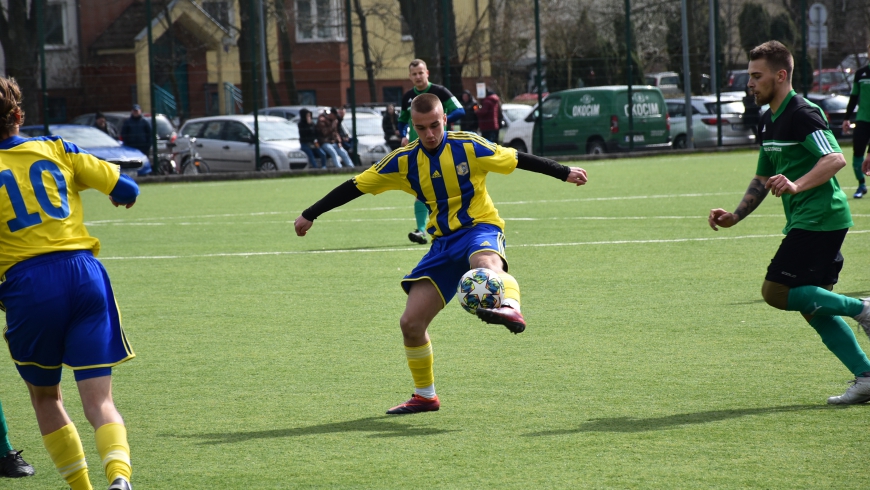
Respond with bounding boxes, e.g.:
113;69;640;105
805;93;853;140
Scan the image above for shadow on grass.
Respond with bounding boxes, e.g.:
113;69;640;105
525;404;830;436
173;416;456;445
730;290;870;306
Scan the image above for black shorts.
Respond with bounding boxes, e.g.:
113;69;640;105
765;228;847;288
854;121;870;158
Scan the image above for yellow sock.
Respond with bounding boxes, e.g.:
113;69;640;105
95;423;131;484
43;423;92;490
405;341;434;391
500;273;521;310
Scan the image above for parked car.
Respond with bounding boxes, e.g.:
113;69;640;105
838;53;869;74
256;106;329;121
804;93;854;139
70;111;177;156
343;112;391;166
665;97;755;148
177;115;308;171
18;124;151;176
645;72;681;95
500;103;535;152
532;86;670;155
812;69;851;95
722;69;750;92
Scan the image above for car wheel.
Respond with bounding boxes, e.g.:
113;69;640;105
506;140;527;153
673;135;687;149
587;140;606;155
259;158;278;171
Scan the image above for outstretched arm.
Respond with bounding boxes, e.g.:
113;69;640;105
708;175;769;231
765;153;846;197
294;179;364;236
109;174;139;209
516;152;587;186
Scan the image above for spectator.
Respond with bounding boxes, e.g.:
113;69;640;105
743;87;761;143
93;112;118;139
316;110;353;168
334;107;353;153
476;88;502;143
459;90;479;133
120;104;151;158
298;109;326;168
382;104;401;150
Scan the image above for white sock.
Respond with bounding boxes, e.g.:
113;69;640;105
503;299;521;312
415;383;436;399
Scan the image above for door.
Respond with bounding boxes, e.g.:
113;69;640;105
537;95;576;154
220;121;256;171
194;121;228;170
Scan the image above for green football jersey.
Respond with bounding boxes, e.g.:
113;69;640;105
849;66;870;122
756;90;852;234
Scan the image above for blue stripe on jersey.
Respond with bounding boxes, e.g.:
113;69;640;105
471;138;496;158
427;149;453;234
0;135;86;155
451;140;475;227
406;149;424;201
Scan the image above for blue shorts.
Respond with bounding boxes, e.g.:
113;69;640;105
401;223;508;306
1;251;135;386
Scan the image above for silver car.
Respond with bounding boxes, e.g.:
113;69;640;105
666;97;756;148
177;115;308;171
344;112;392;166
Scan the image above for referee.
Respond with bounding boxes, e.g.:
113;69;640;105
709;41;870;405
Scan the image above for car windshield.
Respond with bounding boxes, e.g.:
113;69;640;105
154;117;175;138
345;116;382;136
52;126;121;147
703;101;745;114
255;120;299;140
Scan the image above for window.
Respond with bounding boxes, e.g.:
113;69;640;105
224;122;252;142
45;3;67;46
382;87;402;105
541;97;561;119
296;0;344;42
298;90;317;105
201;121;223;139
203;1;232;30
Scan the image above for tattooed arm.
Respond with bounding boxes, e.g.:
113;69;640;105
708;175;769;231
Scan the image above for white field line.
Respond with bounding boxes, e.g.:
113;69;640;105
84;191;745;225
97;229;870;261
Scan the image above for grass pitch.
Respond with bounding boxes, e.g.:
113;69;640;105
3;150;870;488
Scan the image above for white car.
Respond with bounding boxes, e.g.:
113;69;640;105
343;112;392;166
177;115;308;171
500;103;536;153
666;97;756;148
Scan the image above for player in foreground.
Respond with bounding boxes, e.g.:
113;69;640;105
0;76;136;489
399;59;465;245
295;93;587;414
842;43;870;198
0;399;34;477
708;42;870;405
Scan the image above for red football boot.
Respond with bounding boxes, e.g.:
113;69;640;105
385;394;440;414
476;306;526;334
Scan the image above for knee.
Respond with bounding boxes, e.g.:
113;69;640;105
399;312;427;342
761;280;789;310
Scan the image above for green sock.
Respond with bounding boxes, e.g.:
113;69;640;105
0;399;14;453
414;200;428;233
808;315;870;376
786;285;864;317
853;156;866;185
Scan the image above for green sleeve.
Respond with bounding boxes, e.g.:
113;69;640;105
755;148;774;177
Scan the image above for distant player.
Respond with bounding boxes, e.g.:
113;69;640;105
0;76;136;490
842;43;870;198
0;399;34;477
709;41;870;405
398;59;465;245
295;93;588;414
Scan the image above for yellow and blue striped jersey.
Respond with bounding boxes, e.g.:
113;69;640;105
0;136;121;275
354;131;517;237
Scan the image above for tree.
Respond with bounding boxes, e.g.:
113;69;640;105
353;0;377;102
397;0;463;95
738;3;771;59
0;0;40;122
274;0;299;105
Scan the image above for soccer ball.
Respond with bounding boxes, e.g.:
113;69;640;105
457;268;505;314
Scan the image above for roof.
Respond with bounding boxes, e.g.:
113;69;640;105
90;0;171;51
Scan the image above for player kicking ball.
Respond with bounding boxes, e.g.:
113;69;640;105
294;93;587;414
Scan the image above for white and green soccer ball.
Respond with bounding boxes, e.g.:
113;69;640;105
457;268;505;314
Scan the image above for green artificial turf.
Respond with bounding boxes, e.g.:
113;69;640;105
2;150;870;488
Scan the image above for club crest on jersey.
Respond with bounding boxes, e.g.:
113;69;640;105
455;162;469;176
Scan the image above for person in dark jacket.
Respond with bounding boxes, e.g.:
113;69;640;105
298;109;326;168
94;112;118;139
459;90;479;133
120;104;151;157
382;104;401;150
476;89;501;143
